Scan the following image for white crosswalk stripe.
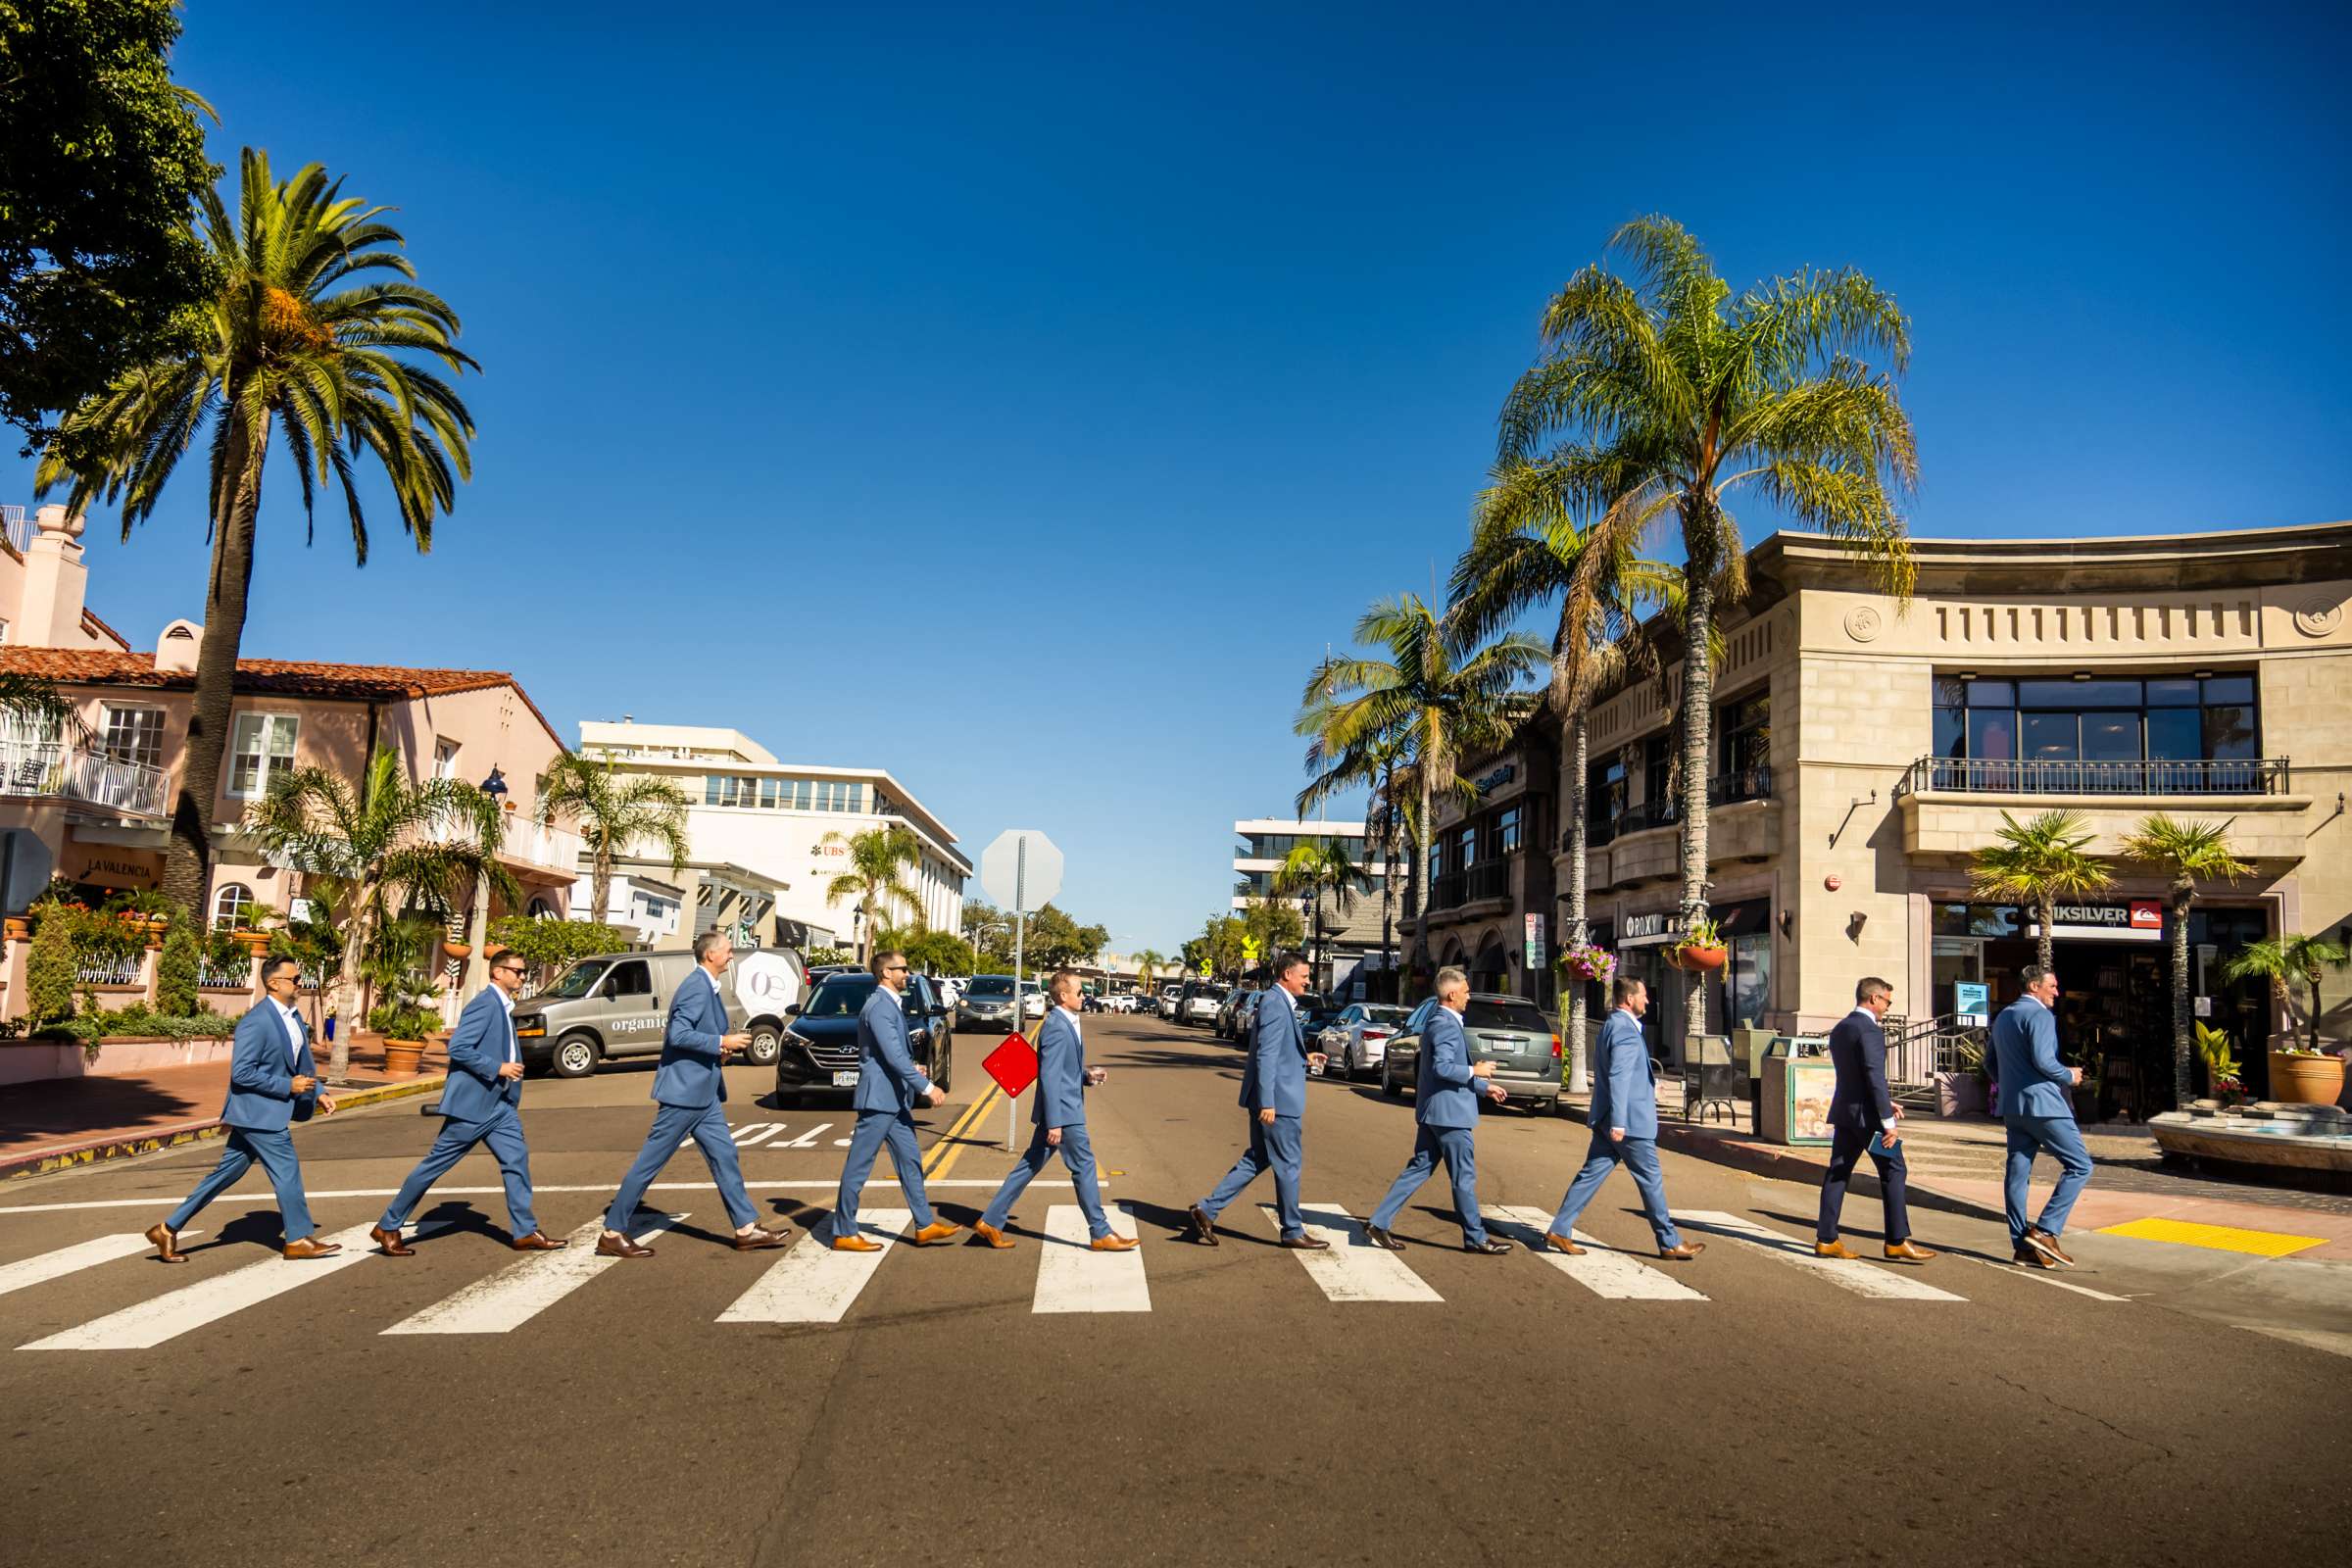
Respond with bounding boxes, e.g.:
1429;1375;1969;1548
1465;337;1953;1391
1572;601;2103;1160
379;1214;685;1336
0;1232;201;1299
717;1209;908;1324
1034;1204;1148;1314
1674;1210;1968;1301
1263;1201;1443;1303
1482;1207;1707;1300
20;1221;423;1350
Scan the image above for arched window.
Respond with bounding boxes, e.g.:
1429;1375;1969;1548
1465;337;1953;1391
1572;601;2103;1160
212;883;256;929
526;897;560;920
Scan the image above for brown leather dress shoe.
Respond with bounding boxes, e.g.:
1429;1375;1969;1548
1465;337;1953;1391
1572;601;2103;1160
972;1221;1015;1250
368;1224;416;1257
830;1234;883;1253
596;1232;656;1259
1544;1233;1586;1256
145;1221;186;1264
510;1231;567;1251
1187;1204;1219;1247
1363;1226;1404;1251
281;1236;343;1260
1089;1234;1140;1252
910;1220;960;1246
1884;1240;1938;1264
732;1226;790;1250
2025;1228;2075;1267
2012;1245;2055;1269
1278;1234;1331;1250
1814;1239;1859;1260
1657;1241;1706;1261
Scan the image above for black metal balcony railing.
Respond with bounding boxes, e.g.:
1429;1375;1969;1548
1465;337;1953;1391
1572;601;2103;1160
1613;766;1775;837
1425;858;1513;913
1894;756;2289;799
1575;818;1618;851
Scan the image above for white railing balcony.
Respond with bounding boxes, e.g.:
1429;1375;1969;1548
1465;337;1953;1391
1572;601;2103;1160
74;954;143;987
502;816;584;875
0;740;170;817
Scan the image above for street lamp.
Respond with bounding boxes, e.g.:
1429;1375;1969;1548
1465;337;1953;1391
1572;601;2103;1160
479;766;508;802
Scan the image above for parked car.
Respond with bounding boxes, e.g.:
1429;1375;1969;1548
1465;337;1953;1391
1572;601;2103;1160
775;969;953;1105
1299;1003;1342;1072
1178;981;1228;1026
957;973;1021;1034
1156;984;1183;1019
514;948;807;1080
1316;1003;1412;1081
1021;981;1047;1020
1379;992;1564;1113
1214;982;1261;1042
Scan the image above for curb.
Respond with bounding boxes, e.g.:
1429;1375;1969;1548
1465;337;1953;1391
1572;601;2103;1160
0;1073;448;1184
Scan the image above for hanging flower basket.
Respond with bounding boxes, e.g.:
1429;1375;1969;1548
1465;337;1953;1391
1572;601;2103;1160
1677;943;1729;972
1561;944;1615;983
441;941;473;960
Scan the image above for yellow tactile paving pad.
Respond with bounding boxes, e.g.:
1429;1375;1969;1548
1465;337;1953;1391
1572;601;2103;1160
2095;1217;2326;1257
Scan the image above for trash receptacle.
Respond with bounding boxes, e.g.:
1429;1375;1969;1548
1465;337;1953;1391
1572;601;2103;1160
1760;1035;1834;1145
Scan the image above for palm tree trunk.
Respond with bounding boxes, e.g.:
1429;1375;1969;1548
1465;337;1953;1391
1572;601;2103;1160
2170;880;2194;1108
329;878;373;1084
1413;764;1434;991
1567;708;1591;1094
1379;757;1397;1003
2035;893;2056;975
1675;526;1717;1050
589;847;612;929
163;410;270;915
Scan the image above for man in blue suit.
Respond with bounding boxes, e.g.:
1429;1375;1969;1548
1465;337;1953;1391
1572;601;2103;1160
597;931;790;1257
971;968;1138;1251
823;948;959;1250
147;956;341;1261
1365;966;1511;1254
1815;976;1937;1264
1990;963;2092;1268
369;949;564;1254
1544;976;1703;1260
1188;952;1328;1249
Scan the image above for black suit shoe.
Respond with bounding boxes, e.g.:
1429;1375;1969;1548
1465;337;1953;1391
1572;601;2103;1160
1279;1234;1331;1250
1187;1204;1219;1247
1364;1226;1404;1251
1465;1239;1514;1255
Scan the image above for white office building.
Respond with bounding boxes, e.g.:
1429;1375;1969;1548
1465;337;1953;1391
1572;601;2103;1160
575;720;969;950
1232;817;1398;985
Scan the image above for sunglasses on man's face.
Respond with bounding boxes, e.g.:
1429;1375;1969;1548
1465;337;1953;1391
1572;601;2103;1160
885;964;908;973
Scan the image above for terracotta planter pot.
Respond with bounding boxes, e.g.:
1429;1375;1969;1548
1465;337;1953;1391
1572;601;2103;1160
233;931;271;956
5;917;29;941
1679;944;1729;972
441;942;473;960
382;1038;427;1078
2269;1051;2347;1106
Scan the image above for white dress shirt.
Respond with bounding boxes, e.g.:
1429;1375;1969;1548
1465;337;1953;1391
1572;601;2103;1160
271;997;305;1063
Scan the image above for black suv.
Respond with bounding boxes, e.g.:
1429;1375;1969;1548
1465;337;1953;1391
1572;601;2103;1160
774;971;954;1106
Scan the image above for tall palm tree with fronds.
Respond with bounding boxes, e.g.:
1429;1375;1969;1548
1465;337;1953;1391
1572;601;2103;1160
1273;837;1362;991
1130;948;1165;995
2226;934;2350;1057
1298;732;1416;1001
536;755;691;925
1970;810;2113;976
1297;594;1544;985
247;748;513;1083
1497;216;1918;1041
2119;814;2251;1105
824;823;921;964
36;149;476;915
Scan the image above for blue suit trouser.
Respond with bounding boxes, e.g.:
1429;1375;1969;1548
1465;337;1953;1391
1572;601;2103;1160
380;1105;539;1237
167;1126;315;1241
1369;1124;1488;1244
1548;1128;1681;1247
1200;1114;1304;1239
1816;1123;1910;1244
606;1100;759;1234
2003;1113;2093;1244
828;1108;938;1239
980;1121;1110;1238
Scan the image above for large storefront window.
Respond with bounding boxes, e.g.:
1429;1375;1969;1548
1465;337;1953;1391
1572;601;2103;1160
1931;673;2261;789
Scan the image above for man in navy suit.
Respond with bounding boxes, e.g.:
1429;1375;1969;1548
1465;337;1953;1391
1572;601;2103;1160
1990;963;2092;1268
1188;952;1328;1249
597;931;790;1257
1815;976;1937;1264
1544;976;1703;1260
369;949;564;1254
147;956;340;1261
972;968;1137;1251
823;949;960;1250
1365;966;1511;1254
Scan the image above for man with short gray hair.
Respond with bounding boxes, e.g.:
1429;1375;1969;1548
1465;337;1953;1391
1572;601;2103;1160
1364;967;1511;1253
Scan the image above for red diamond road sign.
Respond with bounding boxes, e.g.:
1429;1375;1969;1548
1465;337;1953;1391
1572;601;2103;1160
982;1033;1039;1097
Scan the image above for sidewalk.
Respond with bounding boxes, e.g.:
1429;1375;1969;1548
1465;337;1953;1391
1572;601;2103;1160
0;1038;451;1182
1559;1081;2352;1262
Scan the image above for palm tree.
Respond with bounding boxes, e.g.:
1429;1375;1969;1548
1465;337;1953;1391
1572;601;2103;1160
824;823;921;964
36;150;477;915
1297;594;1544;989
1272;837;1361;989
2118;814;2251;1105
536;754;691;925
1130;948;1165;994
2226;934;2350;1056
246;748;514;1083
1496;216;1918;1041
1969;810;2113;975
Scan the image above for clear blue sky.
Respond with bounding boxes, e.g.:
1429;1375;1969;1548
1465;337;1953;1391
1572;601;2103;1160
6;1;2348;956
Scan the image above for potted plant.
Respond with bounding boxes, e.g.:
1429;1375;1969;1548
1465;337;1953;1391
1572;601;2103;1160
440;938;473;960
3;915;27;942
368;1000;442;1078
1560;943;1615;984
2269;1041;2346;1106
1936;1036;1990;1116
1672;916;1728;972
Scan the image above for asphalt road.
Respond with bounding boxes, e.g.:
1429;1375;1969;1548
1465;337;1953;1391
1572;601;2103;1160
3;1012;2348;1567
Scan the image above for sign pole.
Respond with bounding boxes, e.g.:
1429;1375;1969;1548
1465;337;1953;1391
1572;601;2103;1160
1009;840;1026;1152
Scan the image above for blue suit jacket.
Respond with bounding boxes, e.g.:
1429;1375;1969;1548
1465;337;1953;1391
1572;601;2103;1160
650;968;733;1108
1033;1007;1088;1128
853;983;931;1114
221;1002;318;1132
1826;1011;1894;1131
1415;1004;1488;1129
1590;1008;1658;1141
1991;997;2074;1119
1240;987;1308;1118
439;987;521;1125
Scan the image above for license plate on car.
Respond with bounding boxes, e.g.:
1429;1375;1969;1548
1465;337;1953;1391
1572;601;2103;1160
831;1069;859;1087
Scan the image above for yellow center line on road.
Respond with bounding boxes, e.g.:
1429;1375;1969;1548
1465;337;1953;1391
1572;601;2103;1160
921;1084;1001;1178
